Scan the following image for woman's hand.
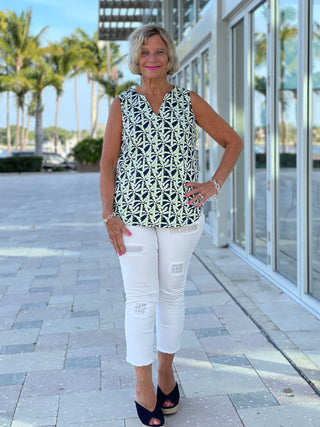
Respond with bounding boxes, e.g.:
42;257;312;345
105;216;131;256
185;181;218;208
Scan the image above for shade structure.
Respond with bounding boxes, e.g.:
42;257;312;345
98;0;162;41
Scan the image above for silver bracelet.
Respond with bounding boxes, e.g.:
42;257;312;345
209;177;221;200
103;213;116;225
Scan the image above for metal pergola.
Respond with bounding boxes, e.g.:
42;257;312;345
98;0;163;41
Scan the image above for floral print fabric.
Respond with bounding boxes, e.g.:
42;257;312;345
114;86;202;228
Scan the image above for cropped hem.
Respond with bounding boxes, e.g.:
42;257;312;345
156;345;180;355
126;357;154;367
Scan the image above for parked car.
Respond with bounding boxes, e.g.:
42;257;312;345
12;151;76;171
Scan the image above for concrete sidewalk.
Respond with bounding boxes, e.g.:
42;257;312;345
0;172;319;427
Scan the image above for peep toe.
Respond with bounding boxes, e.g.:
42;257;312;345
135;400;165;427
157;382;180;415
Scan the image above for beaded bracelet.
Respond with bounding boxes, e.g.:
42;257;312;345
103;212;116;225
209;177;221;200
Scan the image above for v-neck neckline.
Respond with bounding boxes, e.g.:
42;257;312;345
133;86;175;116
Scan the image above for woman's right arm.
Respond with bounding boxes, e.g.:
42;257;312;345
100;97;122;218
100;97;131;255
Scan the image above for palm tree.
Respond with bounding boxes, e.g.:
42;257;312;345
62;34;87;142
91;74;137;99
46;42;73;152
74;29;108;137
6;71;31;150
28;58;60;156
0;8;47;151
0;10;13;154
75;29;126;137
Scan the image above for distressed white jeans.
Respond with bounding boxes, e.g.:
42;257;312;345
119;214;204;366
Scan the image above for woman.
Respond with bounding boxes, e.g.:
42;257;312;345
100;24;243;427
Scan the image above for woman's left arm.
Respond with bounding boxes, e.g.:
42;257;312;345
185;91;244;207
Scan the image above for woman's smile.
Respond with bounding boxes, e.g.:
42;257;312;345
139;34;169;78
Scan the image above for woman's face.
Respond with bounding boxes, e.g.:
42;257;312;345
139;34;169;79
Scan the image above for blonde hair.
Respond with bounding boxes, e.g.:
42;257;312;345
128;25;179;75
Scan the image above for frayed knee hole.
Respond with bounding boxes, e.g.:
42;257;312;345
125;244;145;254
170;262;184;275
134;302;147;314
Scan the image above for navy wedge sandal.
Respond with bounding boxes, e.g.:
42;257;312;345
157;382;180;415
135;400;165;426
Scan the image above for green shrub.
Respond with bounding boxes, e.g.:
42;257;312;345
256;153;297;168
255;153;266;168
0;156;42;172
313;159;320;169
280;153;296;168
71;138;103;165
52;166;65;172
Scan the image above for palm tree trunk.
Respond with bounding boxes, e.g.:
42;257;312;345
6;91;11;155
35;95;43;156
92;83;102;138
54;94;61;153
15;104;20;151
24;113;31;147
20;102;25;151
74;76;81;141
90;79;96;137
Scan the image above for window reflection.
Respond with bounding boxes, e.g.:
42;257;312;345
232;20;245;248
182;0;195;38
198;0;210;19
192;59;199;93
276;1;298;283
311;0;320;300
184;65;191;90
171;0;179;43
202;49;212;223
252;3;268;263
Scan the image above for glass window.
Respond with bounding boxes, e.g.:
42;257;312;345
192;58;199;93
232;20;246;248
310;0;320;300
252;3;268;262
184;65;191;90
203;49;211;182
171;0;179;43
198;0;210;20
202;49;212;223
182;0;195;38
276;0;298;283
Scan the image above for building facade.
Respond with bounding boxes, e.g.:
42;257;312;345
98;0;320;317
164;0;320;317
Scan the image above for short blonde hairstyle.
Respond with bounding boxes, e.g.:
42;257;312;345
128;25;179;75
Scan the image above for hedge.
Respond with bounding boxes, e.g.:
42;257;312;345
71;138;103;165
0;156;42;173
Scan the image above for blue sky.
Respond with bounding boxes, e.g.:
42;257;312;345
0;0;135;131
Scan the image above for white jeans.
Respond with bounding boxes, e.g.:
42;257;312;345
119;214;204;366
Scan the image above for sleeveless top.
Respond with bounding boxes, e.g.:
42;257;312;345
113;86;202;228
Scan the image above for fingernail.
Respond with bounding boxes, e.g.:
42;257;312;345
118;253;121;257
188;201;191;205
128;232;131;236
197;204;200;207
185;184;188;187
184;194;188;197
122;252;125;255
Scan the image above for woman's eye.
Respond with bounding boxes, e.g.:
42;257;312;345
142;51;149;56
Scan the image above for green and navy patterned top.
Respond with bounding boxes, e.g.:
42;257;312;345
114;86;202;228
